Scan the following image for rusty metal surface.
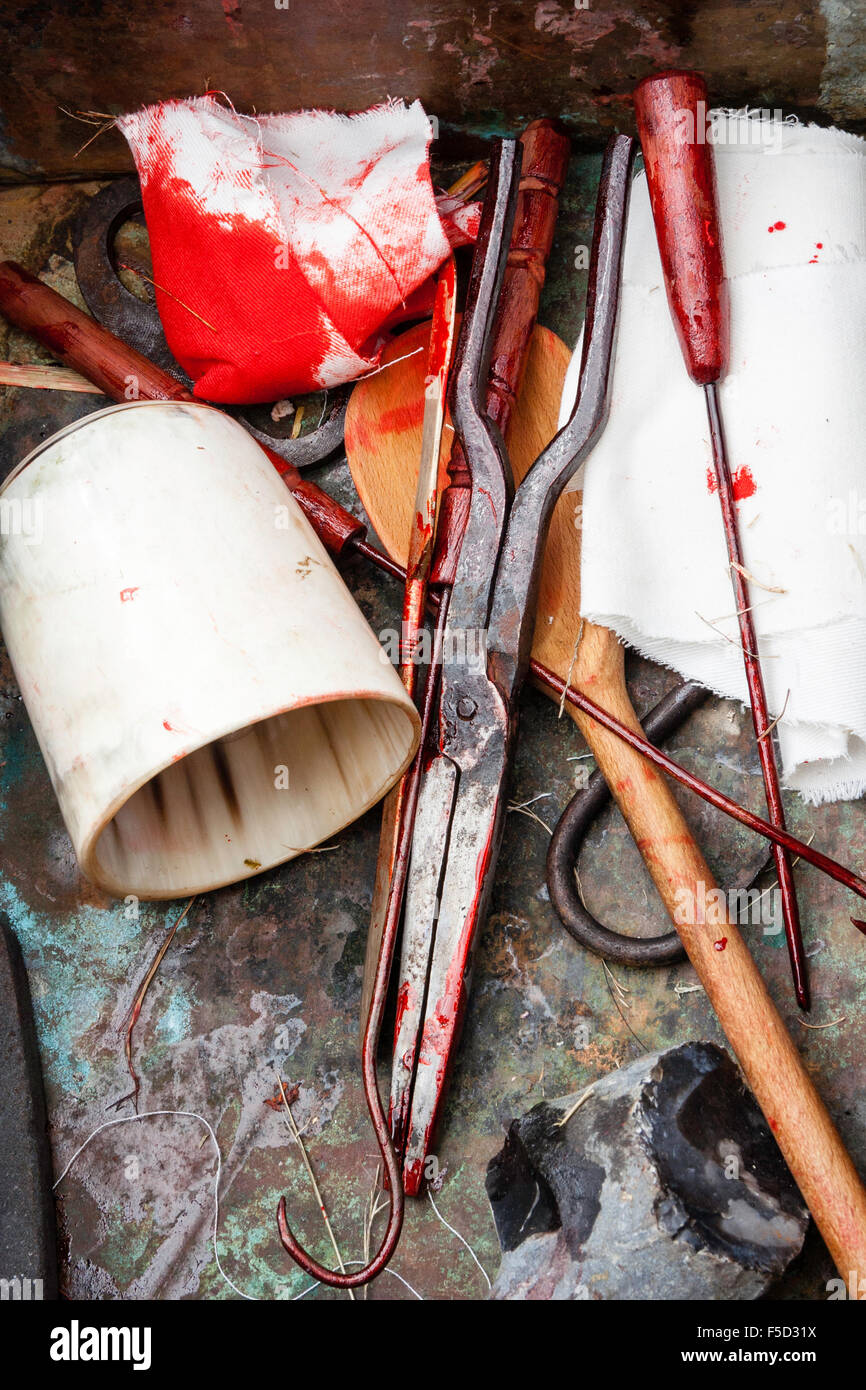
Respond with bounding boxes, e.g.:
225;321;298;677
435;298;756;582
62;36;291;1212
2;1;866;181
0;159;864;1300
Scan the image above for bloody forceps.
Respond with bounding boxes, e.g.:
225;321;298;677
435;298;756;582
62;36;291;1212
390;133;636;1194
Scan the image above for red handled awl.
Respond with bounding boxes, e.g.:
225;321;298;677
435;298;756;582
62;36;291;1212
633;71;810;1011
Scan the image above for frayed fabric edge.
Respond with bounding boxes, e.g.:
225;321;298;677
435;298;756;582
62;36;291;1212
708;107;866;156
580;607;866;805
791;775;866;808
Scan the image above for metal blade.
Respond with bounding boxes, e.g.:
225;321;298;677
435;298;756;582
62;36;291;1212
0;916;57;1298
398;672;512;1194
389;752;457;1154
395;135;635;1194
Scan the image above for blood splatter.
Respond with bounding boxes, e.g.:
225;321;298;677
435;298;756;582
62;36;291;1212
706;464;756;501
714;937;728;951
425;270;456;381
394;980;413;1033
809;242;823;264
119;102;457;402
119;586;139;603
767;220;786;233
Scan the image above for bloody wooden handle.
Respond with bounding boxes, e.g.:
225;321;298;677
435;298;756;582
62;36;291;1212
568;622;866;1288
0;260;365;554
633;70;728;385
0;260;193;405
487;118;571;435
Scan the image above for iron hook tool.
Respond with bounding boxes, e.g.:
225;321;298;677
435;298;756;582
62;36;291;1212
390;134;635;1194
276;146;521;1288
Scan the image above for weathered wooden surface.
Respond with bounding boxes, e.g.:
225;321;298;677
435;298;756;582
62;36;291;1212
1;0;866;181
0;158;864;1300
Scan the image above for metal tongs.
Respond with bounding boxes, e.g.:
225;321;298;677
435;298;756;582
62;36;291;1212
390;134;635;1195
274;135;631;1288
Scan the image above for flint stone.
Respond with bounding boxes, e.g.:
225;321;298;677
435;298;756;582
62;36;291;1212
486;1041;808;1300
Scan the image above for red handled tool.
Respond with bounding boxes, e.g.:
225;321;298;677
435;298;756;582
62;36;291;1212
0;260;383;565
633;71;810;1010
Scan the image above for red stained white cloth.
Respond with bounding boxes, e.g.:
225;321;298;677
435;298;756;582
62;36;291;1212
560;114;866;804
118;96;476;404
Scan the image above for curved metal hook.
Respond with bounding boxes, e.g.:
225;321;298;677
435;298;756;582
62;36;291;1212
277;993;405;1288
547;680;771;965
73;176;187;379
276;775;408;1286
239;390;350;470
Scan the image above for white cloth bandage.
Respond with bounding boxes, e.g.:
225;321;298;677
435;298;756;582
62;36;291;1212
560;114;866;805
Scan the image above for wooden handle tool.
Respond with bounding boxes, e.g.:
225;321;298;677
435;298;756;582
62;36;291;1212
629;68;866;1282
633;71;808;1011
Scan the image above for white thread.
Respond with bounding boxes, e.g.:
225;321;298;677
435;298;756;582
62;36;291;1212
427;1190;492;1290
53;1109;254;1301
294;1262;424;1301
54;1110;426;1301
356;345;424;379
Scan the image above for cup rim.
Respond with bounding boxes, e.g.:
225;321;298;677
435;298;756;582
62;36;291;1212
1;398;219;494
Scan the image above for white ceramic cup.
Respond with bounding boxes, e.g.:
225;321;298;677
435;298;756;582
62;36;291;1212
0;401;420;899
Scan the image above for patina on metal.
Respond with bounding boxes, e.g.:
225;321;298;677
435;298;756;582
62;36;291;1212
1;154;864;1301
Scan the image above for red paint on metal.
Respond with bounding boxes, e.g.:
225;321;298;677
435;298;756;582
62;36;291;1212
478;485;497;519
